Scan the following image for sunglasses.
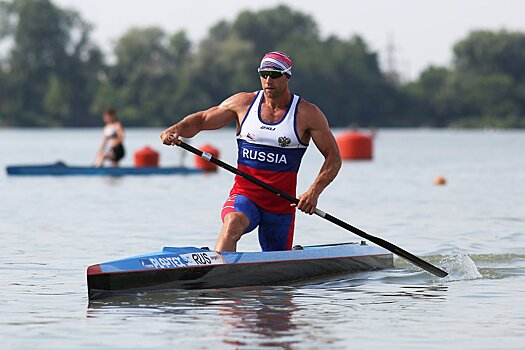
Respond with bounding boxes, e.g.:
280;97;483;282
258;67;291;79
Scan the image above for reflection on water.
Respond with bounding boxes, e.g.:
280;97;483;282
88;287;304;349
213;289;300;349
86;272;451;349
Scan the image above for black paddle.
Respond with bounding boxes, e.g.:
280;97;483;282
169;137;448;278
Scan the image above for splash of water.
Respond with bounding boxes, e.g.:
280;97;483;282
440;254;482;281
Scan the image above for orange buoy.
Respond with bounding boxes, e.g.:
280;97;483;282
134;146;159;167
434;177;447;185
194;144;219;172
336;131;373;160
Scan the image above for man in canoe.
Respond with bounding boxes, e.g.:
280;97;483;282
161;51;341;252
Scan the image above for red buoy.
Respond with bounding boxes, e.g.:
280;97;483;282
134;146;159;167
434;177;447;185
336;131;373;160
194;144;219;172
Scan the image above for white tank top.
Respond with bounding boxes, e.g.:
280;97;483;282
237;90;308;149
231;90;308;214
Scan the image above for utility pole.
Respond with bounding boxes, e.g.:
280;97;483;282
384;33;400;84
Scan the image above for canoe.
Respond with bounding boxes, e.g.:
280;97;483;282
6;161;203;176
87;242;394;300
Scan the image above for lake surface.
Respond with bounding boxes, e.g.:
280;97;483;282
1;128;524;349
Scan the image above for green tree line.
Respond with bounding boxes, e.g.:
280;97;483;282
1;0;524;128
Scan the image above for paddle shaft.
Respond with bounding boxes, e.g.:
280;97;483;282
176;139;448;278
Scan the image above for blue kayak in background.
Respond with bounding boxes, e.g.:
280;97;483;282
6;161;203;176
87;242;394;300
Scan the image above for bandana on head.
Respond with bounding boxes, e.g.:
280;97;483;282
259;51;293;78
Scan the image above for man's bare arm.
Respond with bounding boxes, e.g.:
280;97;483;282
297;103;342;214
160;92;254;144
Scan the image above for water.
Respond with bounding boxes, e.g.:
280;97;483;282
1;128;524;349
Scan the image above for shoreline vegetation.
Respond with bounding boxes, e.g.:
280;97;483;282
1;1;524;129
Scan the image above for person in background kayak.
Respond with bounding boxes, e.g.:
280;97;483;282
161;51;341;252
95;108;125;167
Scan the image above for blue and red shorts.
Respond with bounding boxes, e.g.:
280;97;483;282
221;194;295;251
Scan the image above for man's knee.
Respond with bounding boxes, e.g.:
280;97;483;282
222;212;249;239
